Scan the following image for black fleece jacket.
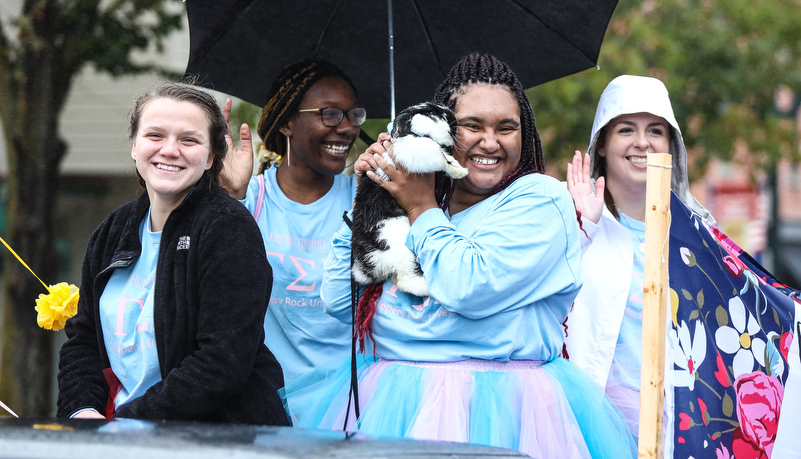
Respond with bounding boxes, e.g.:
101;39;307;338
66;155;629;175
57;176;289;425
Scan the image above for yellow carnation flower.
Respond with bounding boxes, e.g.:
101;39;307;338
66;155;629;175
35;282;79;331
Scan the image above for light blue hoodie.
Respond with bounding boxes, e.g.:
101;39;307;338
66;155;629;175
322;173;582;362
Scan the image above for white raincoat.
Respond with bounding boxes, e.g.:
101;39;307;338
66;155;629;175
563;75;713;455
564;74;801;458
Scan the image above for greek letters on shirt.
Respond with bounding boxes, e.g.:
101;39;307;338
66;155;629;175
115;273;155;332
265;229;327;308
266;252;320;292
625;272;645;321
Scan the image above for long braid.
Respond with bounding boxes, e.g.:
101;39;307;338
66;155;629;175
432;53;545;207
355;284;381;353
256;59;357;174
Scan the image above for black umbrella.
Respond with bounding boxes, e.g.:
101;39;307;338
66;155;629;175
184;0;618;119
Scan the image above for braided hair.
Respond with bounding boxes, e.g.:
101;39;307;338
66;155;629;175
432;53;545;209
256;59;358;174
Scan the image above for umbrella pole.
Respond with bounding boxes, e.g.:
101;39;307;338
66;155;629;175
387;0;395;120
638;152;672;459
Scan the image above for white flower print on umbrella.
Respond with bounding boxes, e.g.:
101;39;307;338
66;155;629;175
714;296;766;378
669;320;706;390
680;247;696;267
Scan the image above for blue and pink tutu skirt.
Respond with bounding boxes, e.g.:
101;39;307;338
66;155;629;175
282;356;636;458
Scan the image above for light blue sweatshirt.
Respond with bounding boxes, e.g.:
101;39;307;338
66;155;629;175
242;166;357;383
322;173;582;362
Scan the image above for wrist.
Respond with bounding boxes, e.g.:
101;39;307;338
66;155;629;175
224;183;247;200
406;203;438;225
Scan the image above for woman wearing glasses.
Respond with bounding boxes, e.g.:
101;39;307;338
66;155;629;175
223;59;365;384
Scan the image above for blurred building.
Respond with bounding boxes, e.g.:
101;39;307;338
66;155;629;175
691;152;801;290
774;158;801;287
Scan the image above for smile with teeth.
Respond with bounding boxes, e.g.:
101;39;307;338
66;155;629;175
156;163;182;172
627;156;647;166
323;143;350;155
471;157;500;165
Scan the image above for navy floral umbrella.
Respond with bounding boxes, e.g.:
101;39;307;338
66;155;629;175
667;194;798;459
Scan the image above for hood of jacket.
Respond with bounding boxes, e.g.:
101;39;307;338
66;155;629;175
588;75;714;223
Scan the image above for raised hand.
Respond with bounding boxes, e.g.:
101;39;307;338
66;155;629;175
566;150;605;225
220;98;255;200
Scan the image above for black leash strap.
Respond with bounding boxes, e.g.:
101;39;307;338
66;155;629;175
342;211;360;430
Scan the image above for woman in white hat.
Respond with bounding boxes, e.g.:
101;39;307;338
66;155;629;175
563;75;713;438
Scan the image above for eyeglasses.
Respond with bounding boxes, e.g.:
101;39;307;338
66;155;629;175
297;107;367;127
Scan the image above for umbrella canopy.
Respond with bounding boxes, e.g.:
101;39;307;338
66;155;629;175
184;0;618;119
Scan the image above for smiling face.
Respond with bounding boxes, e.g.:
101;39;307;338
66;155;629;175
131;97;213;209
280;76;360;177
450;83;522;205
599;112;671;198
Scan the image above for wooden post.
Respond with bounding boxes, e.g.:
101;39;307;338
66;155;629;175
638;152;672;459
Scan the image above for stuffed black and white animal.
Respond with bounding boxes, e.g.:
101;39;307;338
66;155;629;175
351;102;467;296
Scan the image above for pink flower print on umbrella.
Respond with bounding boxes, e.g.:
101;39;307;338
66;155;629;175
715;444;732;459
723;254;744;278
732;372;784;459
714;350;732;387
779;331;792;363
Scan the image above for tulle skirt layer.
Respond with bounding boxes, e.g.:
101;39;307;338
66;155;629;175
604;380;641;440
283;357;636;459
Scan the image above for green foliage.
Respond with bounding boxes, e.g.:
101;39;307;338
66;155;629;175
228;100;262;145
0;1;182;107
528;0;801;179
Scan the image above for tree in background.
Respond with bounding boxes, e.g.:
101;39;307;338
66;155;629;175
530;0;801;179
0;0;181;416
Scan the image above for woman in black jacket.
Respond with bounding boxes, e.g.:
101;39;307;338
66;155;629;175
57;82;288;425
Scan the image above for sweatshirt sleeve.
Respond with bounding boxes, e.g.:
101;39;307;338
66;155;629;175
579;216;600;254
409;179;582;320
320;214;355;324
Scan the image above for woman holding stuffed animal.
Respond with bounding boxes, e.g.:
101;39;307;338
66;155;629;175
284;53;636;459
57;82;287;424
563;75;714;439
222;60;365;384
